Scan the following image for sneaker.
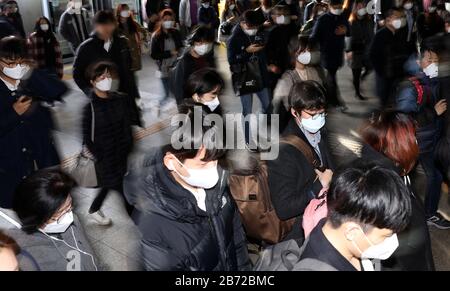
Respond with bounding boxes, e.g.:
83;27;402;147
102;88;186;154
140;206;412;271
89;210;112;226
427;213;450;230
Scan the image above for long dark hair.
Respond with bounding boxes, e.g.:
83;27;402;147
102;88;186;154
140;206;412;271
34;17;57;42
116;3;139;33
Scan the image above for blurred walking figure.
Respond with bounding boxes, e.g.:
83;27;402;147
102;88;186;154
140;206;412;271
28;17;64;79
2;1;25;38
58;0;92;53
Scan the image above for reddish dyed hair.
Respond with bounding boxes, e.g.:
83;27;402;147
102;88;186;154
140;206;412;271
153;9;176;37
360;111;419;175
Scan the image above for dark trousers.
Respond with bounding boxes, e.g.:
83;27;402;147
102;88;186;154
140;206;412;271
352;68;362;96
326;67;344;107
375;73;395;107
419;151;443;216
89;182;134;215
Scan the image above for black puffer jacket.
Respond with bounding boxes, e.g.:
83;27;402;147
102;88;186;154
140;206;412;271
359;144;435;271
124;150;251;271
82;92;134;188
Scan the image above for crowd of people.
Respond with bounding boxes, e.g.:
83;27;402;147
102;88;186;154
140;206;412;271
0;0;449;272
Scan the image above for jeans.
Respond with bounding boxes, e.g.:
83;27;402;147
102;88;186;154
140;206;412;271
419;151;443;216
240;88;271;144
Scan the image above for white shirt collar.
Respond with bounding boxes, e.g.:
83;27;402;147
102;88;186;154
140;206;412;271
0;76;20;91
104;39;112;52
183;187;207;212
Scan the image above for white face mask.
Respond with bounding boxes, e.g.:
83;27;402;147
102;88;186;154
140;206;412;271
446;3;450;12
202;3;210;8
95;77;113;92
403;3;413;10
229;4;236;10
353;231;399;261
299;113;326;133
244;28;258;36
297;51;312;65
41;211;74;234
392;19;402;30
357;8;367;17
120;10;130;18
40;24;50;31
203;97;220;111
194;43;213;56
276;15;291;25
170;157;219;189
428;6;437;13
2;64;30;80
423;62;439;78
330;8;343;15
162;20;174;29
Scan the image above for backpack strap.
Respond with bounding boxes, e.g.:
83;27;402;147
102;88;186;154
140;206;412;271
281;135;322;169
409;77;424;105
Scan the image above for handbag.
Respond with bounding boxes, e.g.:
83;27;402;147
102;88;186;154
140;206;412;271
233;55;264;96
69;103;98;188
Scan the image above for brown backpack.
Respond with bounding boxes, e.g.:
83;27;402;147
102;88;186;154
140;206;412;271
229;135;321;244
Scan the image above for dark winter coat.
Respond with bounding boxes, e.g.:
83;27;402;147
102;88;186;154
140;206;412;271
359;144;435;271
171;48;216;104
309;12;350;70
227;24;269;92
265;24;298;73
417;12;445;41
123;150;252;271
82;92;134;188
150;29;184;70
369;27;411;80
73;32;141;125
267;119;333;240
395;73;442;153
0;72;63;208
0;15;17;39
346;17;374;69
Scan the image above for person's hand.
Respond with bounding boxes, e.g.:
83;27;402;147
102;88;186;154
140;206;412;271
435;99;447;116
315;169;333;188
263;20;272;27
345;52;353;60
268;64;281;74
246;44;264;53
13;96;32;115
335;25;347;36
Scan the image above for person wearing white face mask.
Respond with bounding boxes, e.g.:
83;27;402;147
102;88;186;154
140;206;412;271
308;0;349;111
294;163;412;271
273;39;326;132
58;0;92;53
185;68;224;113
394;47;450;231
268;81;334;242
150;9;183;111
81;62;134;226
3;169;98;271
0;36;61;209
417;1;446;41
28;17;64;79
123;104;251;271
171;26;216;104
116;3;147;72
345;1;374;100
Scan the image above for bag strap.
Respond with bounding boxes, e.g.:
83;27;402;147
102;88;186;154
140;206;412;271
409;77;424;105
90;102;95;142
281;135;321;169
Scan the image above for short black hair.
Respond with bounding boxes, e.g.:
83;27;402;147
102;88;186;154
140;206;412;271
94;10;116;25
188;25;215;45
0;36;28;60
13;169;76;234
271;5;290;15
385;8;402;19
289;80;327;112
184;68;225;99
164;101;226;162
86;61;119;83
327;161;412;233
241;10;260;27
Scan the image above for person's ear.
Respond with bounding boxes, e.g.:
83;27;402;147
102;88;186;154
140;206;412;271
163;153;176;171
291;108;299;119
344;223;362;241
192;93;201;103
90;80;95;87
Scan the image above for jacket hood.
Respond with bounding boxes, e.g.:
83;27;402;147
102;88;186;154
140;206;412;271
139;150;228;223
